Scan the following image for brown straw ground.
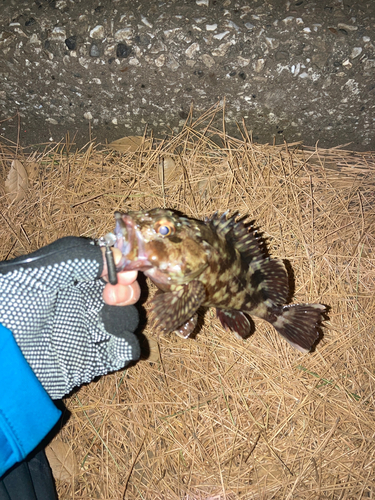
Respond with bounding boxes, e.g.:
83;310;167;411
1;106;375;499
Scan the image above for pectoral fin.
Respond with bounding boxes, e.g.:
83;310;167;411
217;309;252;340
151;280;206;333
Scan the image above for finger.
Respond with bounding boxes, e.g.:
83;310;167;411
0;237;104;283
100;247;138;285
102;280;141;306
116;270;139;286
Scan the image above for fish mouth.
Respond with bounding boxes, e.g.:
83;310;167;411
114;212;152;272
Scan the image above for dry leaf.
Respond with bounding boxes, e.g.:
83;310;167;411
108;135;152;153
45;439;79;481
139;333;160;362
156;156;179;183
5;159;28;202
25;161;39;182
145;336;161;362
255;461;285;483
197;177;218;199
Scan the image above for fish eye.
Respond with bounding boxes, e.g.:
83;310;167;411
155;219;175;237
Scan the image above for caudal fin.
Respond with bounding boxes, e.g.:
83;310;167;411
272;304;325;353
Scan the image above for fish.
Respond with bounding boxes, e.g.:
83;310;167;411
112;208;325;352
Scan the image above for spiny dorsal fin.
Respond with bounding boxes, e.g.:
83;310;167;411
209;212;265;266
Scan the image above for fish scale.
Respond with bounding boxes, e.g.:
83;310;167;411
113;208;325;352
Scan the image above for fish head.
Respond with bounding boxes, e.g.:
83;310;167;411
114;208;209;285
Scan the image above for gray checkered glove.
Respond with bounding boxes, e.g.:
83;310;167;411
0;237;140;399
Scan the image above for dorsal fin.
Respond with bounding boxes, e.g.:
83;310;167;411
247;257;289;305
209;212;265;266
210;212;289;304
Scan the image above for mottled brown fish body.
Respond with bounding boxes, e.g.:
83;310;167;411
114;209;325;352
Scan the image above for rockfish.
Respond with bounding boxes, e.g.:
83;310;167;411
113;208;325;352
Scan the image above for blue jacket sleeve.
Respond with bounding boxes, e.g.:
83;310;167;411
0;323;61;478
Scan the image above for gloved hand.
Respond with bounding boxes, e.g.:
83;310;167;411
0;237;141;399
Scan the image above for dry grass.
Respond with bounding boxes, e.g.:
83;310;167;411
1;105;375;499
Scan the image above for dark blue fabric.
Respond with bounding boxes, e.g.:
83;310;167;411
0;448;57;500
0;324;61;478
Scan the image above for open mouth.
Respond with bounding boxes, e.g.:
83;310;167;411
114;212;152;272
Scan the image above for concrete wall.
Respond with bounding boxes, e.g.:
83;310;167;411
1;0;374;150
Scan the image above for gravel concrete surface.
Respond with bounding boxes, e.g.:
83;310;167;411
0;0;374;150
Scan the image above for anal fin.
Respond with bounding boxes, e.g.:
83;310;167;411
217;309;252;340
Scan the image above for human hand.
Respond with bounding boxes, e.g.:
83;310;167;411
0;237;141;399
101;247;140;306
